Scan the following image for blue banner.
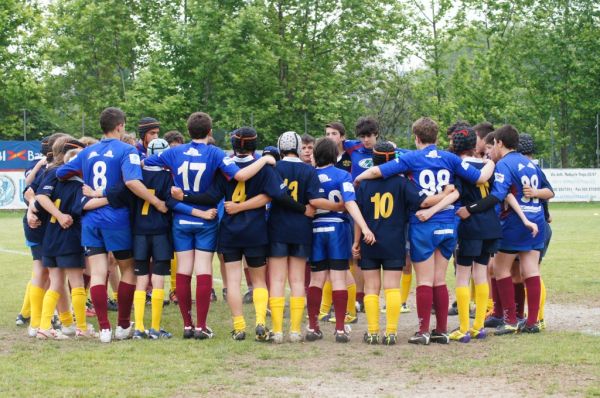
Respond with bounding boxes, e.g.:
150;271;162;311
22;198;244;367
0;141;42;170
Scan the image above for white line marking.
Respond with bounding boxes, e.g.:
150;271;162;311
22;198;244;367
0;248;30;256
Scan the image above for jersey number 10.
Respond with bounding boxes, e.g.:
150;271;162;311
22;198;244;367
371;192;393;219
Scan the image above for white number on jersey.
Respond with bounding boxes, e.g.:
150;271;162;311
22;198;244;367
418;169;450;196
92;161;108;190
520;174;539;203
177;161;207;191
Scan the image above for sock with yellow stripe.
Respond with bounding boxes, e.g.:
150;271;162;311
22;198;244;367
385;288;401;334
233;315;246;332
487;297;494;313
320;281;332;315
538;278;546;321
253;288;269;326
456;286;470;333
289;296;305;333
40;290;60;330
400;272;412;305
170;258;177;293
134;290;146;332
346;283;357;317
29;285;45;329
19;281;32;318
112;291;118;301
364;294;380;334
269;297;285;333
473;283;489;331
71;287;87;330
151;288;165;330
59;310;73;327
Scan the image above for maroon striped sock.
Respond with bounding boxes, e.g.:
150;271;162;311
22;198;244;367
332;290;348;332
496;276;517;324
416;285;433;333
117;281;135;329
524;276;541;327
514;282;526;319
176;273;193;327
433;285;449;333
491;278;502;318
307;286;322;331
90;285;110;330
196;274;212;329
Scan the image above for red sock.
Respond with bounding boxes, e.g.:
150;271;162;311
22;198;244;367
176;273;193;328
496;276;517;324
90;285;110;330
356;291;365;304
332;290;348;332
432;285;449;333
196;274;212;329
524;276;541;327
83;274;91;290
117;281;135;329
307;286;322;331
416;285;433;333
244;268;253;290
514;282;525;319
491;278;502;318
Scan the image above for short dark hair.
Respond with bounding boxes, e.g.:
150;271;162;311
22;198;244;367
99;107;126;134
493;124;519;150
325;122;346;137
355;117;379;137
313;138;338;167
484;131;495;145
164;130;185;145
187;112;212;139
301;133;315;145
473;122;495;139
412;117;438;144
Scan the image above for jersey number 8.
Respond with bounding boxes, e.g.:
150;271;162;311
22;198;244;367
92;161;108;190
419;169;450;196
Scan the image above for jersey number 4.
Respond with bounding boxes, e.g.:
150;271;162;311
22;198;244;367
371;192;393;219
232;181;247;203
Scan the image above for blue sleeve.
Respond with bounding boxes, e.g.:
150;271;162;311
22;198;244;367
403;177;425;211
489;161;512;201
343;140;361;152
121;146;143;182
172;202;197;215
144;152;168;168
379;156;409;179
450;153;481;184
340;172;356;202
306;168;324;200
261;167;286;198
217;149;240;180
56;153;82;180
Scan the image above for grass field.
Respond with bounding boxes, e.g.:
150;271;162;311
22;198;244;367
1;203;600;397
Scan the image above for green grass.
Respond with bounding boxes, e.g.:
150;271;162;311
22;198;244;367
1;203;599;396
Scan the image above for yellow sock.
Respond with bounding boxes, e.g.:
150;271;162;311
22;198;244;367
472;283;489;330
134;290;146;332
112;291;118;301
364;294;379;334
538;279;546;321
289;296;305;333
40;290;60;330
456;286;470;333
346;283;357;317
269;297;285;333
59;311;73;327
29;285;46;329
71;287;87;330
385;288;401;334
400;272;412;305
151;288;165;330
320;281;332;314
253;288;269;326
170;257;177;293
233;315;246;331
487;297;494;312
20;281;32;318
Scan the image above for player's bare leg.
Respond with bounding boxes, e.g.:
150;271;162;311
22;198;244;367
268;256;288;341
287;256;307;342
363;269;381;344
225;260;244;340
410;254;434;345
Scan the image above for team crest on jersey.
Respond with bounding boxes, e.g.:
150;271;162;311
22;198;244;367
183;148;201;156
494;172;505;183
129;154;141;165
358;158;373;169
343;160;351;167
426;150;441;159
103;150;114;158
318;174;332;183
88;151;99;159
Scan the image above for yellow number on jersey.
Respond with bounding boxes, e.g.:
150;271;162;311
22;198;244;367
477;181;490;198
49;199;62;223
370;192;393;219
232;181;247;203
284;179;299;201
141;189;156;215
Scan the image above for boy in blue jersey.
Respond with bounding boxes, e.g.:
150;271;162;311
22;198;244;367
456;125;554;334
306;138;375;343
144;112;275;340
355;117;495;345
57;107;167;343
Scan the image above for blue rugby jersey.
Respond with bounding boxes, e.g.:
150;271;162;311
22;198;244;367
313;165;356;223
356;175;423;260
132;167;174;236
343;140;409;180
57;138;143;229
490;152;552;247
379;144;481;224
268;158;324;245
144;141;240;225
454;158;502;240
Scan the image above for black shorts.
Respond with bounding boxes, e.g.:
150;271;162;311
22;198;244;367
540;223;552;261
269;242;311;259
456;238;499;267
310;259;349;272
42;253;85;269
30;245;43;261
359;257;405;271
135;259;170;276
133;234;173;263
220;245;268;268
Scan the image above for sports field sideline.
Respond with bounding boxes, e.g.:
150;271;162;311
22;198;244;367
1;203;599;397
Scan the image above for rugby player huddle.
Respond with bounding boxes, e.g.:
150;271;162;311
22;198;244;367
15;106;553;345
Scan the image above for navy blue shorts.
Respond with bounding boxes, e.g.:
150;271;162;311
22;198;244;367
30;244;43;261
456;238;499;266
409;222;457;263
172;221;217;252
220;245;268;267
540;222;552;261
269;242;311;259
82;224;132;252
43;253;85;269
310;222;352;263
310;259;349;272
359;257;405;271
134;233;173;263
